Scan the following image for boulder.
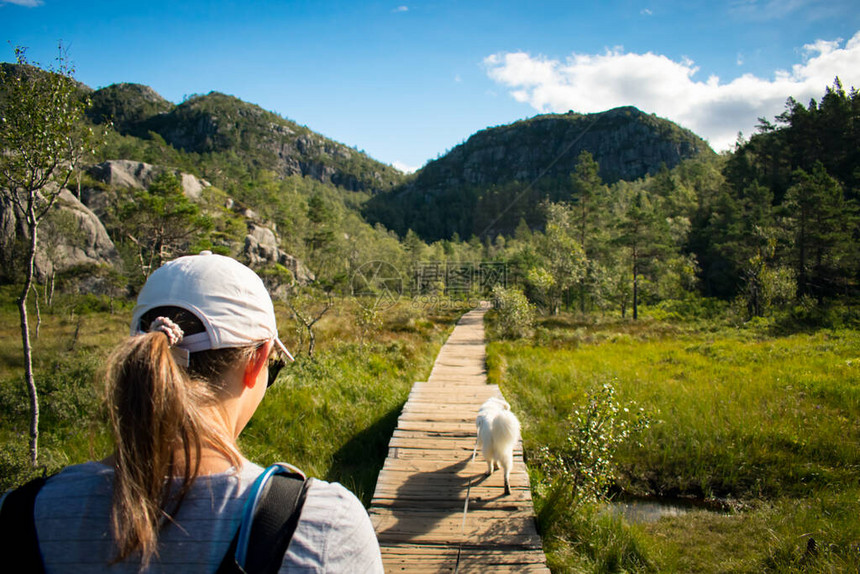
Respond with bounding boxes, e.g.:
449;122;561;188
180;172;205;199
87;159;160;189
0;187;119;282
243;223;314;285
86;160;210;198
41;189;119;276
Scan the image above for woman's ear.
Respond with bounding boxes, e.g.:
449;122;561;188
242;341;271;389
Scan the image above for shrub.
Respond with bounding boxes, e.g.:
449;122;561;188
649;293;728;322
491;285;535;339
537;380;651;503
0;351;107;490
354;300;383;347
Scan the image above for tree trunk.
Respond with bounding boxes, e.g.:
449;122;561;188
307;328;316;358
47;271;55;307
19;210;40;466
632;249;639;321
632;276;638;320
798;209;808;295
33;284;41;340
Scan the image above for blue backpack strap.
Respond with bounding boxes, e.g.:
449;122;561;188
0;475;50;574
218;464;308;574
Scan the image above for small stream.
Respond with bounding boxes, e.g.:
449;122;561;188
605;495;732;524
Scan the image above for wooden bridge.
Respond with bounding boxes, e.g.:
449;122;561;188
370;306;550;573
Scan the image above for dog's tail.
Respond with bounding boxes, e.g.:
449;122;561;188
473;415;486;461
491;409;521;450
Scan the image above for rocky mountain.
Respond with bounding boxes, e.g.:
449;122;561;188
89;86;404;193
425;107;711;186
364;107;714;240
1;157;315;288
88;83;173;135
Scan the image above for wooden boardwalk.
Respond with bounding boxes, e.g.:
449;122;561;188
370;306;550;573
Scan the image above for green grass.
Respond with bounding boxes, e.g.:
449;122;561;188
243;299;455;504
487;312;860;573
0;290;458;501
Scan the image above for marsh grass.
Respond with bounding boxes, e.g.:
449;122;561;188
0;290;457;501
488;312;860;572
243;299;454;504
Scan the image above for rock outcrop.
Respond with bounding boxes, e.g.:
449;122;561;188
81;160;313;286
0;187;119;281
45;189;120;273
244;223;314;284
86;160;209;199
415;107;713;189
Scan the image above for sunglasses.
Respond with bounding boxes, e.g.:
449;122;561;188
267;348;288;388
266;351;287;388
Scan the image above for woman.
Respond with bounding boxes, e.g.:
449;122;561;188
15;252;383;572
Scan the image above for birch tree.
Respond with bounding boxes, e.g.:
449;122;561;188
0;47;93;465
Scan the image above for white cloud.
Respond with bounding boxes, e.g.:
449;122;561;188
393;5;408;13
1;0;44;6
392;160;419;174
484;32;860;151
641;8;653;16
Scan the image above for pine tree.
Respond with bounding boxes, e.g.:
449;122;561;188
614;190;670;319
784;164;857;299
117;171;213;280
569;151;609;312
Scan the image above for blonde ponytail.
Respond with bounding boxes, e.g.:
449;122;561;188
105;328;246;565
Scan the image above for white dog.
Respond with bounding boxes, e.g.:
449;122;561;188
475;396;521;495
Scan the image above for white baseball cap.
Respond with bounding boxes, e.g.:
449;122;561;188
131;251;293;361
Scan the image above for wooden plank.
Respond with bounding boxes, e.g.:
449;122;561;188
380;545;549;562
380;546;551;573
372;509;543;547
387;435;520;451
379;457;528;474
384;447;526;463
393;420;477;433
372;484;533;506
390;429;483;440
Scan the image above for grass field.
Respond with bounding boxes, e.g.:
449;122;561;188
4;286;859;572
487;312;860;573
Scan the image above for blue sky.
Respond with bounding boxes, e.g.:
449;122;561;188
2;1;859;173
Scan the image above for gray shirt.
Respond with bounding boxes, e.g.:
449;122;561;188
17;460;383;573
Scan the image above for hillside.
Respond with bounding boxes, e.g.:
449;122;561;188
0;66;409;287
89;84;404;193
364;107;713;241
421;106;712;187
88;82;173;135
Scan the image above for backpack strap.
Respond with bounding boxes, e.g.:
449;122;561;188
0;475;49;574
217;464;309;574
